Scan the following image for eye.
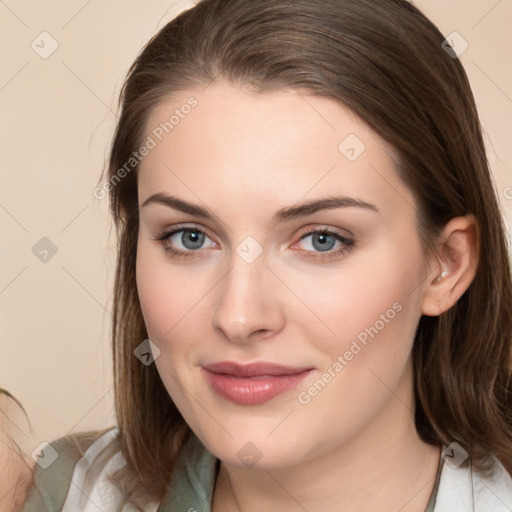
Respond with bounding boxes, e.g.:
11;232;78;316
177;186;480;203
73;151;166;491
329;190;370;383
154;225;355;262
154;226;217;259
293;227;355;261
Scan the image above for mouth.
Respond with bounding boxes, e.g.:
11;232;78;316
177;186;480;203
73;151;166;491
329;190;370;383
202;361;314;405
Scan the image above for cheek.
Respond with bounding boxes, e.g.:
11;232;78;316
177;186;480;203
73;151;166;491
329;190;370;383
136;242;167;337
288;251;423;447
290;234;425;383
135;239;200;344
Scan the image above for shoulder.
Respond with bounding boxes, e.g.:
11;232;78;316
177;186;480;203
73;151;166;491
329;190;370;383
435;453;512;511
21;427;218;512
21;427;131;512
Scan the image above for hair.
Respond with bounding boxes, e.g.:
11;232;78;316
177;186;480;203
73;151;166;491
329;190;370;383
0;389;34;511
102;0;512;508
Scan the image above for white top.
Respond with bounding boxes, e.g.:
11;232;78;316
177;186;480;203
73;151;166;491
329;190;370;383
435;452;512;511
61;429;156;512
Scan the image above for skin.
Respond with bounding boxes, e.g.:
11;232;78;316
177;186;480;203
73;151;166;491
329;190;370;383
136;80;478;511
0;395;35;512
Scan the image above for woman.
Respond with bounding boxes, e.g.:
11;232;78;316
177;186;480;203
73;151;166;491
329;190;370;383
21;0;512;510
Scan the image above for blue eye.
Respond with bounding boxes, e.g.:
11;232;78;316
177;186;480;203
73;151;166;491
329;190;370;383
155;227;216;259
294;228;355;261
173;229;207;250
300;232;339;252
155;225;355;262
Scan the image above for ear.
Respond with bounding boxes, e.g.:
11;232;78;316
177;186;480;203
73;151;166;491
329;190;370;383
421;214;479;317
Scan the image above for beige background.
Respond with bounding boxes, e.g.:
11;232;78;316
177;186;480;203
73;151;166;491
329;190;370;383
1;1;511;456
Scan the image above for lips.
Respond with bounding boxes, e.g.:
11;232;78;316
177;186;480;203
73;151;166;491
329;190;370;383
202;361;314;405
204;360;313;377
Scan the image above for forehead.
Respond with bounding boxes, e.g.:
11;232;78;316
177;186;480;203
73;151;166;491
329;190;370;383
138;80;414;218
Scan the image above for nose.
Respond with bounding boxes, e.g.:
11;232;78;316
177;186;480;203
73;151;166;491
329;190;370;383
211;252;285;345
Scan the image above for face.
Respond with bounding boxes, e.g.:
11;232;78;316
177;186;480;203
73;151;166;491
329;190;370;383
136;80;431;469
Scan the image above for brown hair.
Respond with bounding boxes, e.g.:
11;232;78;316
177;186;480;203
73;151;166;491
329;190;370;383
0;389;34;511
103;0;512;508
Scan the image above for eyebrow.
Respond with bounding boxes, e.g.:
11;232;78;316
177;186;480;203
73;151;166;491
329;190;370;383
141;193;379;223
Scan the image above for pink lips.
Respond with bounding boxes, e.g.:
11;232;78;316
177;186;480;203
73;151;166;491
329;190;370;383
202;361;313;405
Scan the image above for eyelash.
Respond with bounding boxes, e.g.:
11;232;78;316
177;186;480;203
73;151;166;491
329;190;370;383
153;224;355;262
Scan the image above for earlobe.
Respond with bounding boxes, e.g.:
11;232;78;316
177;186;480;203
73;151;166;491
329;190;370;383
421;215;479;317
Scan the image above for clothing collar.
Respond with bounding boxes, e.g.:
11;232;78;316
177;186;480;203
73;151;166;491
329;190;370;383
158;433;218;512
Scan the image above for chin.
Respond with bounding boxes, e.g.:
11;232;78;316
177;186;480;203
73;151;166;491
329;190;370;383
195;425;315;470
